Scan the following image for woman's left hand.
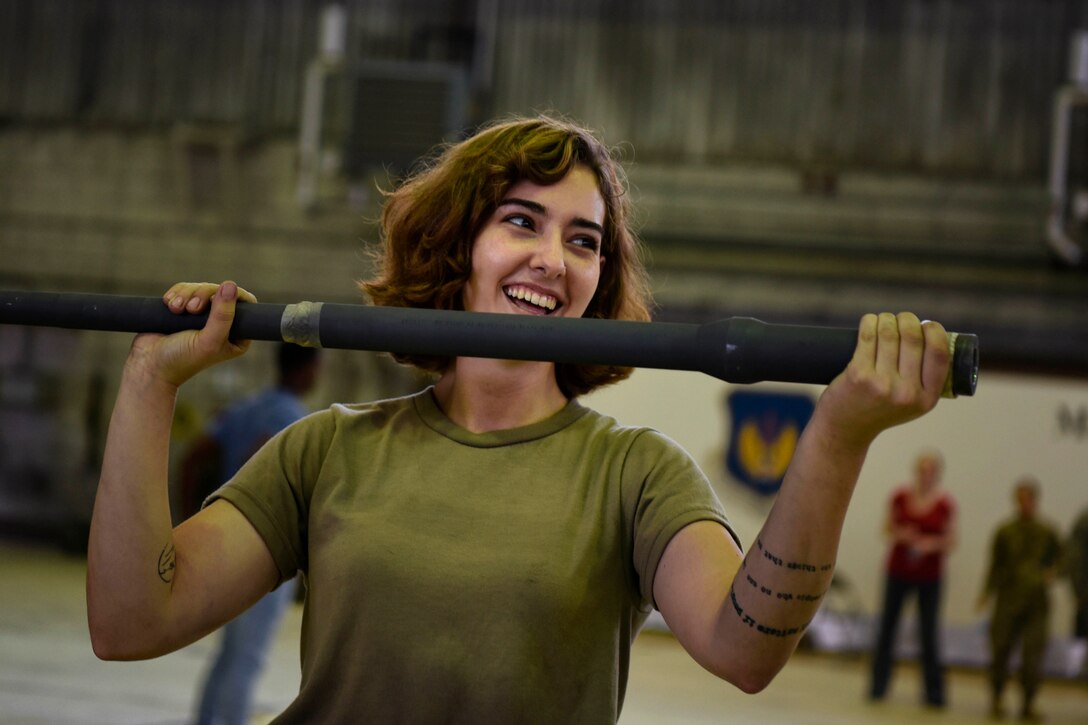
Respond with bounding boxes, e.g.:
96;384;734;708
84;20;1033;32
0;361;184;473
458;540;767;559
815;312;950;451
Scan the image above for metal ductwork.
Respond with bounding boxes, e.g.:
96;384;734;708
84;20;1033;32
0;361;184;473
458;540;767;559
340;60;469;178
1047;30;1088;266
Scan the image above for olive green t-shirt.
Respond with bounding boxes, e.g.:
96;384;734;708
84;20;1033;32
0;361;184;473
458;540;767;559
212;387;734;723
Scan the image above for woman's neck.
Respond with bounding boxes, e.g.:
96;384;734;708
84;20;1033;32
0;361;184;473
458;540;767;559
433;357;569;433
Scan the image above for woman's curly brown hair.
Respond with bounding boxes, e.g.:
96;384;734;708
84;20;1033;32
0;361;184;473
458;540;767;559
360;114;653;397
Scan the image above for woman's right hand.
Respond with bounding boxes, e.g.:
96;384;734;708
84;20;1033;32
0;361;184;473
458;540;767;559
126;281;258;388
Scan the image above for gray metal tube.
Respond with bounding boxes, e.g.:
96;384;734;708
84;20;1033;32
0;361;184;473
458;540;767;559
0;290;979;397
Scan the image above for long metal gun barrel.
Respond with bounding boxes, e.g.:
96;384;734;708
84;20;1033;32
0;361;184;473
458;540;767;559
0;290;978;397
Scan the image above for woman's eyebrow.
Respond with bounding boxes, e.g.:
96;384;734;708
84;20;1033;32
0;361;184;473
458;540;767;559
499;197;545;214
572;217;604;235
499;197;604;235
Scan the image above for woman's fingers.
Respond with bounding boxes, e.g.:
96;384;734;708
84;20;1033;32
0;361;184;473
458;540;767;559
894;312;925;386
873;312;901;381
162;282;257;316
853;311;946;395
851;313;879;373
200;281;242;352
919;320;951;397
203;281;253;356
163;282;213;313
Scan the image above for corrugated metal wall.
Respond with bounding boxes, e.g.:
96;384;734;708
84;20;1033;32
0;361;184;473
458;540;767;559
0;0;322;127
490;0;1080;177
0;0;1082;177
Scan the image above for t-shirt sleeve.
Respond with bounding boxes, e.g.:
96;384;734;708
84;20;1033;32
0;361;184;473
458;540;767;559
207;410;331;585
622;428;738;609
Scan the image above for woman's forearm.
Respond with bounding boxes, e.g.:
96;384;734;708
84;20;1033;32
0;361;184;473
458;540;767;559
716;416;869;687
86;362;180;659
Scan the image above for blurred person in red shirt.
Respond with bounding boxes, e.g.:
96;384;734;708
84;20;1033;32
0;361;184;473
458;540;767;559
868;450;957;708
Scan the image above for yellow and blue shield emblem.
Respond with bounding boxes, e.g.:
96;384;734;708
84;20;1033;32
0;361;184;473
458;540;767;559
725;389;815;496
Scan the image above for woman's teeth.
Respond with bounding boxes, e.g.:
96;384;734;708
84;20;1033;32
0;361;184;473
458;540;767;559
504;286;557;311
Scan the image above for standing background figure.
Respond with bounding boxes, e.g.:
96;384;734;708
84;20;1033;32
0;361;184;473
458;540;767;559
181;343;321;725
868;450;957;708
977;478;1062;723
1065;505;1088;677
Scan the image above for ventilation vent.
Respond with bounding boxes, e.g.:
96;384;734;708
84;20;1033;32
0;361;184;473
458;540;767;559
342;61;468;178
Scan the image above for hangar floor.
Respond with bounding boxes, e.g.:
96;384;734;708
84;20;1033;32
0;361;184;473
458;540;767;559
2;541;1085;724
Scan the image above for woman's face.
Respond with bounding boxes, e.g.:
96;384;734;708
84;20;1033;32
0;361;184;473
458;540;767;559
463;164;606;319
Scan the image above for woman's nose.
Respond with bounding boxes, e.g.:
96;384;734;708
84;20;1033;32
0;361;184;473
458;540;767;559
530;229;566;278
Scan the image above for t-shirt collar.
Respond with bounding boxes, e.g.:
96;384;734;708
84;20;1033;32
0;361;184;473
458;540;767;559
412;386;589;447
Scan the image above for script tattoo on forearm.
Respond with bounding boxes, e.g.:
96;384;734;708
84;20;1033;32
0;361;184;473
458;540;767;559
755;538;833;573
729;589;808;638
743;565;825;603
157;543;176;583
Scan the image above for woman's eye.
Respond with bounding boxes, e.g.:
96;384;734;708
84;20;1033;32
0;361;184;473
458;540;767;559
570;236;600;253
505;214;534;230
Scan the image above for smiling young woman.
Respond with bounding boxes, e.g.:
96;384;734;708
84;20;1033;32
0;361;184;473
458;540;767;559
86;114;953;724
362;116;653;399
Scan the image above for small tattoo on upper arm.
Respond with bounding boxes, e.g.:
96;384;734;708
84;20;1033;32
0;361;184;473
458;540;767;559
157;543;176;583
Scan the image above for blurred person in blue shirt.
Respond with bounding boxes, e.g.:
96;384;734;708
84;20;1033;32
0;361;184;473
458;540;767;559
180;343;321;725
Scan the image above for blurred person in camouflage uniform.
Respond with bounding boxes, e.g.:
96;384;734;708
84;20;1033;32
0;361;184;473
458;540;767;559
977;478;1062;722
1065;505;1088;676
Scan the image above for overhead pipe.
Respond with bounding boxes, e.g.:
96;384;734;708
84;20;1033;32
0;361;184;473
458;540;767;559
1046;30;1088;266
296;4;348;210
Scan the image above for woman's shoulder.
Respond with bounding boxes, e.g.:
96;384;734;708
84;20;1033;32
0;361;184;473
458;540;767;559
290;389;430;435
575;405;694;458
576;404;650;437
